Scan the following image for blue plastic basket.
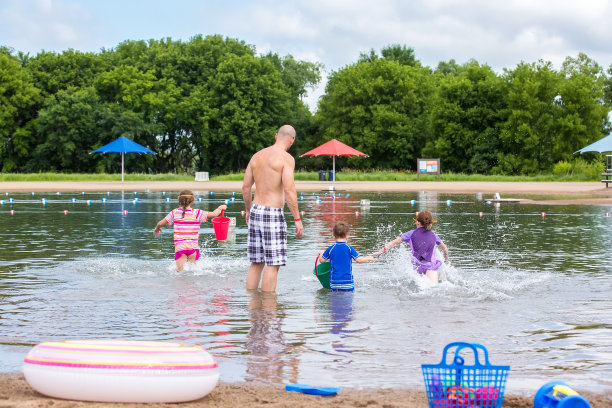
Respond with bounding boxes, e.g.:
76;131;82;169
421;342;510;408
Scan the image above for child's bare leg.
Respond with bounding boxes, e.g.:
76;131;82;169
176;255;188;272
425;270;438;284
187;252;197;264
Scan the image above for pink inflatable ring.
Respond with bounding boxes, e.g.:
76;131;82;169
23;340;219;403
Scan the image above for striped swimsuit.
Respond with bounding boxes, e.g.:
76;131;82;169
164;208;208;253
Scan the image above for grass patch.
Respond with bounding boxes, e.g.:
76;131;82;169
1;170;601;182
212;170;599;182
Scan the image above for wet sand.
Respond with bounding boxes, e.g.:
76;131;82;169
2;373;610;407
1;180;611;205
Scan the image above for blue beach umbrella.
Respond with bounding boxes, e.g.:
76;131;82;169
575;134;612;153
90;136;157;182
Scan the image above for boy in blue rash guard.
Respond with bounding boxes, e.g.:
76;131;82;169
318;221;375;291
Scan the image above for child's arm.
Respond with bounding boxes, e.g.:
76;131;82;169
153;219;168;236
318;250;328;263
355;255;375;263
371;236;402;257
438;241;449;260
207;204;227;219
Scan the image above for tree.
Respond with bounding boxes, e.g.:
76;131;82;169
0;49;41;171
316;59;434;169
496;61;561;174
424;62;506;173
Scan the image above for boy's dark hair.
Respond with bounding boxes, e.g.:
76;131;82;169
333;221;350;238
417;210;433;229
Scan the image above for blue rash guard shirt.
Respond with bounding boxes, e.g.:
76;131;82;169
321;242;359;291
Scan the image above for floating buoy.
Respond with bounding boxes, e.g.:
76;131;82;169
225;199;230;205
447;200;453;205
346;194;350;198
10;210;15;215
298;196;303;200
81;192;85;195
541;212;546;217
210;192;214;195
31;192;35;195
198;197;203;201
56;192;61;195
41;198;47;204
232;192;236;196
410;200;416;205
107;192;111;195
63;210;68;215
485;200;491;204
355;211;360;216
231;197;235;202
0;201;4;205
123;210;128;215
316;200;322;204
301;211;305;216
479;212;484;217
101;198;107;203
71;198;77;203
162;192;166;195
240;211;245;216
605;212;610;217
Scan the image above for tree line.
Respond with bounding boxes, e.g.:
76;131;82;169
1;36;611;176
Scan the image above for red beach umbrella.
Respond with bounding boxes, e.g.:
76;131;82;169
300;139;368;182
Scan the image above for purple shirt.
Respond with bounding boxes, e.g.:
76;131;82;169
401;227;442;274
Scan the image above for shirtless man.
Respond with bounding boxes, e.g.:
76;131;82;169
242;125;304;292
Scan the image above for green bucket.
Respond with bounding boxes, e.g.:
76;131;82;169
313;255;331;289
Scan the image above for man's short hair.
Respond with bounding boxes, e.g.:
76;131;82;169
332;221;350;238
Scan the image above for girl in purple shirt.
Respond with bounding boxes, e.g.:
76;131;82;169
373;210;449;284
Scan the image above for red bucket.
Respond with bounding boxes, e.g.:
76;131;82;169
212;210;230;240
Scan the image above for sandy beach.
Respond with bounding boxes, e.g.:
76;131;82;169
2;373;610;408
1;180;611;205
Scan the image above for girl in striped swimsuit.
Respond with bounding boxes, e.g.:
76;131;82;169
153;190;226;271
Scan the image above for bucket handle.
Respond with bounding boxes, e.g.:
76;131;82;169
439;342;491;367
314;254;320;276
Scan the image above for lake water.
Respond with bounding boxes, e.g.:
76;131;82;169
0;190;610;393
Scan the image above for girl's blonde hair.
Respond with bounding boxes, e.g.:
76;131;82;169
417;210;434;230
178;190;195;218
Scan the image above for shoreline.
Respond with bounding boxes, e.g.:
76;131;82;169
0;180;611;205
2;373;610;408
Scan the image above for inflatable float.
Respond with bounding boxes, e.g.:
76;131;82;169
23;340;219;403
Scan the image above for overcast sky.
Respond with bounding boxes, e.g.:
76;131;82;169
2;0;611;110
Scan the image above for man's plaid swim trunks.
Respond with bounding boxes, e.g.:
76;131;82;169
247;204;287;266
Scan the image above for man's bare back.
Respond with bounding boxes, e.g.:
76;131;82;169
246;145;293;208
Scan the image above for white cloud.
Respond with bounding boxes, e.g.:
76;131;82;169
0;0;100;53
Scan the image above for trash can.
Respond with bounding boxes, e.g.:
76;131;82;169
328;170;335;181
318;170;326;181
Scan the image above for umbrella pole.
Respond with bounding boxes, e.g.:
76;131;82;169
121;152;124;183
332;156;336;182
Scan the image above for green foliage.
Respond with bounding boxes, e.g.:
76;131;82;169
553;158;604;180
316;59;434;170
424;62;506;173
0;39;610;178
0;49;41;171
